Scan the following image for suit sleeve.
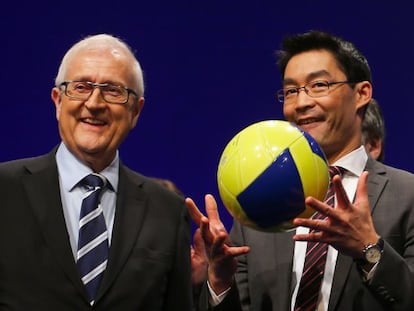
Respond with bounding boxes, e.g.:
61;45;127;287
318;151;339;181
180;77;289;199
165;202;193;311
363;167;414;310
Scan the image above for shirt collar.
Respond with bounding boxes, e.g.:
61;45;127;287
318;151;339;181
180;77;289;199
56;142;119;192
332;145;368;178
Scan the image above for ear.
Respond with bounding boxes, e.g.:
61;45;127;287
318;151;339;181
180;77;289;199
365;138;382;161
130;96;145;128
355;81;372;111
51;87;62;121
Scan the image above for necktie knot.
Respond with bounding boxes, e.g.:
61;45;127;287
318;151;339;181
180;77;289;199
82;173;107;190
329;166;344;179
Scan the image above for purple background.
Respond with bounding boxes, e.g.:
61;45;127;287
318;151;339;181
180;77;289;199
1;2;413;230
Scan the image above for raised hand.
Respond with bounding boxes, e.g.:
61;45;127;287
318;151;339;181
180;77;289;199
186;194;250;294
293;171;379;259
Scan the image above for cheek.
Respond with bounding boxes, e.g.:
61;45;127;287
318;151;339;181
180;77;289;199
57;104;79;129
283;105;294;121
118;107;137;128
55;102;62;121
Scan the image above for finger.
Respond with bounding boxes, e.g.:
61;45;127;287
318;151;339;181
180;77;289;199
332;174;351;209
210;232;228;256
193;228;207;255
205;194;227;232
204;194;220;221
293;217;333;233
199;215;214;246
185;197;205;226
294;197;343;231
293;231;325;242
211;232;250;258
224;245;251;257
301;196;339;221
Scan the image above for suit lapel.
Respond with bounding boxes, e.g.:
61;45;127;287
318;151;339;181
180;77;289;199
328;158;388;310
365;159;388;213
21;151;86;296
328;253;353;310
97;164;148;300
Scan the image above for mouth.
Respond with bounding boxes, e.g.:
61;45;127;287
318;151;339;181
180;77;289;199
296;117;322;126
81;117;107;126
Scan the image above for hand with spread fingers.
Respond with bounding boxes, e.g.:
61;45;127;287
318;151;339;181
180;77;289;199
186;194;250;294
293;171;379;259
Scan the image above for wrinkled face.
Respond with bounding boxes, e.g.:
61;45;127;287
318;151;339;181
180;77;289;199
282;50;371;163
51;47;144;170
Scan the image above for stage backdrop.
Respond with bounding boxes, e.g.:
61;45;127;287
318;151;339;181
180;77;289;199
1;2;413;231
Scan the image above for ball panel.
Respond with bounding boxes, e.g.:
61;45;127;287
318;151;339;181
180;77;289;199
289;135;328;201
311;153;330;202
234;123;279;190
218;123;274;196
255;121;304;159
303;131;326;162
236;148;305;228
217;180;253;226
289;132;329;219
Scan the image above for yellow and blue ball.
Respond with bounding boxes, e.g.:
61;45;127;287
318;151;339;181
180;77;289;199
217;120;329;232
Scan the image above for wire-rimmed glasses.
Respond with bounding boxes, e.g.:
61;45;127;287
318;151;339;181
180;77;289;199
277;80;354;103
59;80;138;104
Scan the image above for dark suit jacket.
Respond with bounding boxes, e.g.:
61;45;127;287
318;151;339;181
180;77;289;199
0;149;192;310
205;158;414;311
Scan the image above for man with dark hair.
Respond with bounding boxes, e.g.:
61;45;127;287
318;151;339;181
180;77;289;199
189;30;414;311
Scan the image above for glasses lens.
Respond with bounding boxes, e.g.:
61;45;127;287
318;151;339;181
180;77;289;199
306;80;329;97
66;81;93;99
101;85;128;104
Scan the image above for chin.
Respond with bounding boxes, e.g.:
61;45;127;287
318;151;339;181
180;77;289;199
76;142;106;155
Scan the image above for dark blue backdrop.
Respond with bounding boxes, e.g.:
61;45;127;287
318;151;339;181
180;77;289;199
2;2;413;230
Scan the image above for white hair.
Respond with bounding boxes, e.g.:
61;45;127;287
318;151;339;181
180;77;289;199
54;34;144;97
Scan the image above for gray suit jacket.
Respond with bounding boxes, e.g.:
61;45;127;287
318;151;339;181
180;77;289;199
207;158;414;311
0;149;192;310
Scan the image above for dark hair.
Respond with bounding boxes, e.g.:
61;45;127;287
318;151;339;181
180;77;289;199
276;30;372;84
362;98;385;162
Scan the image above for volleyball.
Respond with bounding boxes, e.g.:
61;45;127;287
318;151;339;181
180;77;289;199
217;120;329;232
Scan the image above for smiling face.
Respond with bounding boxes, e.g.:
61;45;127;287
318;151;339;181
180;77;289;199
282;49;372;163
51;46;144;172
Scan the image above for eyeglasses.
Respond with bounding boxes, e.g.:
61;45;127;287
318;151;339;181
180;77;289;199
59;80;138;104
277;80;354;103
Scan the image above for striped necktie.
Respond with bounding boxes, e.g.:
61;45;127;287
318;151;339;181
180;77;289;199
77;173;109;305
294;166;344;311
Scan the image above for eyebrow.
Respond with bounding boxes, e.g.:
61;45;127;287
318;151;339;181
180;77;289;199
69;78;126;87
283;70;333;86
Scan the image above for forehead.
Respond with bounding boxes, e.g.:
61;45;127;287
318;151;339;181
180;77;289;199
65;47;133;84
284;49;345;83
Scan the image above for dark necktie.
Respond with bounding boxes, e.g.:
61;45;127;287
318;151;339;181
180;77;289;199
294;166;344;311
76;173;109;305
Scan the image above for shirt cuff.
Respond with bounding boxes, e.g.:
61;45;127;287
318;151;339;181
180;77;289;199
361;262;379;282
207;280;231;306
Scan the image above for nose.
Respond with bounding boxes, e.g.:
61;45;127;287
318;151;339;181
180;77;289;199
84;87;106;109
294;87;315;111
